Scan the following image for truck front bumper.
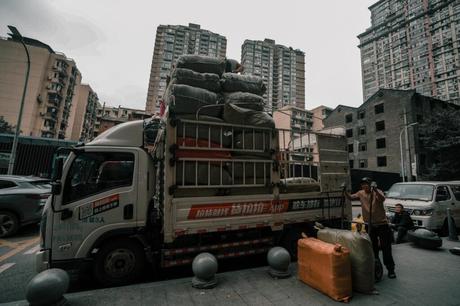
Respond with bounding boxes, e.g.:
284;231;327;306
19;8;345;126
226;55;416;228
35;249;50;273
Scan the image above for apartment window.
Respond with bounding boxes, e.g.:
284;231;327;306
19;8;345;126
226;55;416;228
359;159;368;168
359;127;366;135
375;120;385;131
375;103;384;114
359;142;367;152
346;129;353;138
358;111;365;119
345;114;353;123
349;160;354;169
377;156;387;167
348;144;354;153
376;138;386;149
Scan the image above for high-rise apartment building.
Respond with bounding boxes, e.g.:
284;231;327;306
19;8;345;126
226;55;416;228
0;35;81;139
358;0;460;105
66;84;99;141
146;23;227;114
241;39;305;111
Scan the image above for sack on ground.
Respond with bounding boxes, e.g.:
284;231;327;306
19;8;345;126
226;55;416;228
298;237;352;302
317;228;375;293
223;92;265;111
223;103;275;129
176;55;226;76
165;84;222;118
221;73;266;95
170;68;221;93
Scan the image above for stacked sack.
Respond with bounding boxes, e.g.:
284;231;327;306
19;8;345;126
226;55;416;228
163;55;275;189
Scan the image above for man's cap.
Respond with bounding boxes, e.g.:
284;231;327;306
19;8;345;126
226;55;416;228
360;177;372;184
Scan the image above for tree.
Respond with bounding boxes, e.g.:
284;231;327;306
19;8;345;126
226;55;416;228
0;117;15;134
419;107;460;180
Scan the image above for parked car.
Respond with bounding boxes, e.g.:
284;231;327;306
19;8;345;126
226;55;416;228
384;181;460;235
0;175;51;237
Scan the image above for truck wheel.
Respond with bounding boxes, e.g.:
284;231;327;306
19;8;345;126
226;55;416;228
0;211;19;238
93;238;146;287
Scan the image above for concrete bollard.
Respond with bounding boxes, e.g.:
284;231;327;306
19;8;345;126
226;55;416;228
192;252;218;289
26;268;69;306
267;247;291;278
447;208;459;241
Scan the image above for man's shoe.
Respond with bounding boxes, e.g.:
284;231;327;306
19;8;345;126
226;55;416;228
388;271;396;279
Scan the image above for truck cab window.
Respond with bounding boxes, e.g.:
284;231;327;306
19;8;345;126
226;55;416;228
63;152;134;204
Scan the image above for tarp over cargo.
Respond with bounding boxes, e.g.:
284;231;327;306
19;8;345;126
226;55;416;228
223;92;265;111
176;55;226;76
221;73;266;95
165;84;222;118
170;68;221;93
223;103;275;129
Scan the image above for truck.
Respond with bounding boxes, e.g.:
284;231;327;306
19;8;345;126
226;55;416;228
36;106;351;287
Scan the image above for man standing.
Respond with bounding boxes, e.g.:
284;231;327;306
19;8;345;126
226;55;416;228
344;177;396;279
390;203;414;244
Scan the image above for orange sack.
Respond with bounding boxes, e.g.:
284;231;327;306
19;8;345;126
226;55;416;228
298;237;352;303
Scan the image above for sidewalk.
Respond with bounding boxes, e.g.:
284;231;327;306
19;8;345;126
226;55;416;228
5;239;460;306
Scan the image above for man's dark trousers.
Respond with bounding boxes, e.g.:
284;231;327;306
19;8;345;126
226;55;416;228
368;224;395;271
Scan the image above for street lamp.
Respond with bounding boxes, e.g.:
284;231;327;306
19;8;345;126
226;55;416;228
399;122;418;182
7;26;30;175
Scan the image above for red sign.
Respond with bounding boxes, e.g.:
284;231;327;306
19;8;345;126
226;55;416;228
188;200;289;220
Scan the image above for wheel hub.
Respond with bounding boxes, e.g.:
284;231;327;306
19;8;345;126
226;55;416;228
0;214;15;236
104;248;136;278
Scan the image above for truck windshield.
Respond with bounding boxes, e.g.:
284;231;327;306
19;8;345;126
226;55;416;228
387;184;434;201
63;152;134;204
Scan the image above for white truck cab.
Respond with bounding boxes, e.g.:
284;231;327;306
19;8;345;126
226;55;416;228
384;181;460;233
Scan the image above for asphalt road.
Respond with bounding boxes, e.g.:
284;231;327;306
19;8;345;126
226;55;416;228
0;224;40;304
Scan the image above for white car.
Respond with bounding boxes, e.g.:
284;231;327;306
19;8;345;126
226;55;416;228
384;181;460;235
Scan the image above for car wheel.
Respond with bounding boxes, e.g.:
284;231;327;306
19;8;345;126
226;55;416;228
93;238;146;287
0;211;19;238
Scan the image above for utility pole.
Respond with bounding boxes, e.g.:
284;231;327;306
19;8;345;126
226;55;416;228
7;26;30;175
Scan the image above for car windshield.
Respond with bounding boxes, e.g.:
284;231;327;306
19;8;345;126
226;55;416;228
387;184;434;201
30;180;51;190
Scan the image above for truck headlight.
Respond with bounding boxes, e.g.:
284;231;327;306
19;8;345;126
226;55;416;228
412;209;433;216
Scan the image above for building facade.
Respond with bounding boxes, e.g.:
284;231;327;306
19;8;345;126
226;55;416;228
241;39;305;111
66;84;99;141
358;0;460;105
146;23;227;114
310;105;333;131
94;104;150;137
0;36;81;139
323;89;458;180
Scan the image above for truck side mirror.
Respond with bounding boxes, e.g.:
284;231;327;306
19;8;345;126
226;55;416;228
52;157;64;182
51;181;62;195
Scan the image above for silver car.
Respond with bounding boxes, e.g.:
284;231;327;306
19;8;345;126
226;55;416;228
0;175;51;237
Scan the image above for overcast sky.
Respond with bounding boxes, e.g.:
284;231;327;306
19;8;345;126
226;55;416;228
0;0;376;110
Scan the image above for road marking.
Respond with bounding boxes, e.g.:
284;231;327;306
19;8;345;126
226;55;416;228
0;239;19;248
0;237;39;263
0;263;15;274
24;244;40;255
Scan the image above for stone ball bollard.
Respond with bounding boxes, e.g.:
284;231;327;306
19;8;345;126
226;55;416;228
192;252;218;289
26;268;69;306
267;247;291;278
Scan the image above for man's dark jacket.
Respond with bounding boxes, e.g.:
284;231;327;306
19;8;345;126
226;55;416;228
391;211;414;229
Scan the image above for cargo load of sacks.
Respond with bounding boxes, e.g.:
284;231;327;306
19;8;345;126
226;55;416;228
162;55;274;189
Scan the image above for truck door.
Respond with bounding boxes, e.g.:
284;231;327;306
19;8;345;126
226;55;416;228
434;185;453;228
51;150;138;261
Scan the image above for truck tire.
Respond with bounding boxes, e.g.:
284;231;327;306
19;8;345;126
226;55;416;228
93;238;146;287
0;211;19;238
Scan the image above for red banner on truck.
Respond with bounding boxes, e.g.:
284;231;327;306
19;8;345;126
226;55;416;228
188;200;289;220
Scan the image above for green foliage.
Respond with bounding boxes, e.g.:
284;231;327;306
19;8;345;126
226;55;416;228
419;108;460;180
0;117;15;134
